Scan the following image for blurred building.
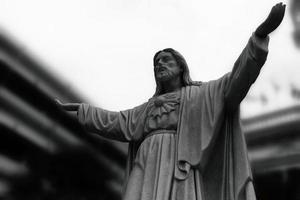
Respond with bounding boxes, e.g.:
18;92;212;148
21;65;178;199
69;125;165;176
291;0;300;47
0;33;127;200
244;106;300;200
0;31;300;200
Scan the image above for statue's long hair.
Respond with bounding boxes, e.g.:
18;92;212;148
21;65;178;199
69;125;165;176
153;48;201;96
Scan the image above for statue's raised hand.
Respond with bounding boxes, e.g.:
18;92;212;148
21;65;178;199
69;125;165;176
55;99;80;112
255;2;286;38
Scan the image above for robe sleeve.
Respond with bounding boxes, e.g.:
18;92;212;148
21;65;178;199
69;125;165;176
77;103;148;142
225;33;269;111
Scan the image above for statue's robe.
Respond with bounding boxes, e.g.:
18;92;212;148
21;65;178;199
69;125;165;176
78;34;269;200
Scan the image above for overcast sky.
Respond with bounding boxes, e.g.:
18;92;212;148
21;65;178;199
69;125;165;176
0;0;299;117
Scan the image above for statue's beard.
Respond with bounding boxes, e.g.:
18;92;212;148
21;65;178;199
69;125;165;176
155;70;179;82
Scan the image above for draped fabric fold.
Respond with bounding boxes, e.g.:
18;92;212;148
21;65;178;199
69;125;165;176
202;112;255;200
173;79;254;200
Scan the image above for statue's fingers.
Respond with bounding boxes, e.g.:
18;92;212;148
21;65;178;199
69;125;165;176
55;99;63;106
278;3;286;14
273;8;285;30
273;4;282;13
275;3;285;12
276;3;285;11
277;4;285;22
281;4;286;15
275;2;283;8
271;4;285;22
54;98;80;111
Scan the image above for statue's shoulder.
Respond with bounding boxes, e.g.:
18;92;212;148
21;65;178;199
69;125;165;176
202;73;231;88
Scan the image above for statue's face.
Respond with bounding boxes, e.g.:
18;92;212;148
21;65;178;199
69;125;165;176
154;52;182;82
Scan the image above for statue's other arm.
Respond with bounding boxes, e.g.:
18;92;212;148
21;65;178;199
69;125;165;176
77;104;130;142
224;2;285;112
55;99;147;142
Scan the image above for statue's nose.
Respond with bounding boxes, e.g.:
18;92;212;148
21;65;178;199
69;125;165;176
156;62;167;71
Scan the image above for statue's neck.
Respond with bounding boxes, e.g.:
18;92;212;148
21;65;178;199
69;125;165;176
161;76;183;94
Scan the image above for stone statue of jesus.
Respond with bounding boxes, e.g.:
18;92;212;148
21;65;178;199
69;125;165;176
56;3;285;200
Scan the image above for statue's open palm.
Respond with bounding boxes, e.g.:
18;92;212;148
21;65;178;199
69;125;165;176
55;99;80;112
255;2;286;38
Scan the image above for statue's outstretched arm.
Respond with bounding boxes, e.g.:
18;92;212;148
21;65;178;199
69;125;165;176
55;99;129;141
224;3;285;111
56;99;147;142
